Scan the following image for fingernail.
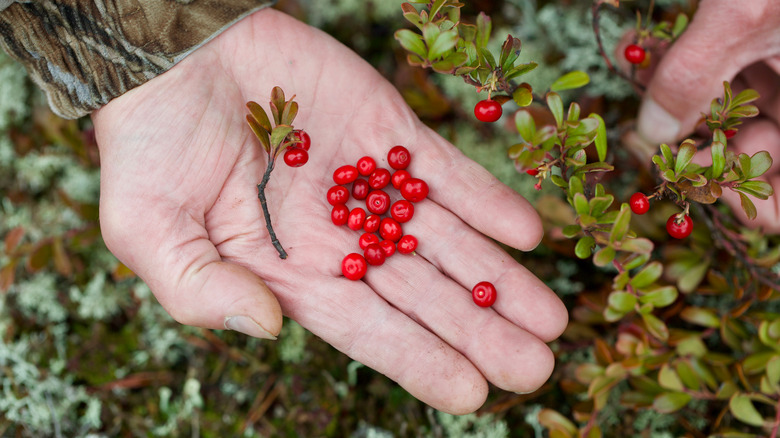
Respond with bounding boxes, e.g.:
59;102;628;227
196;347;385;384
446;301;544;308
637;97;681;145
224;315;277;340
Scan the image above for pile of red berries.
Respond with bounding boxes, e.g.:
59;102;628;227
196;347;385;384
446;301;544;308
283;130;311;167
328;145;427;281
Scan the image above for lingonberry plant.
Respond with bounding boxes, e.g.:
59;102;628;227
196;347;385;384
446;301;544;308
397;1;778;435
246;86;311;259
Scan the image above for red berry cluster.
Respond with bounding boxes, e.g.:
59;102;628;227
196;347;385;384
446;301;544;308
283;130;311;167
328;145;428;281
629;192;694;239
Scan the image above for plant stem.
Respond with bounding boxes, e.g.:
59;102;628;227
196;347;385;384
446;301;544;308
591;1;646;93
257;158;288;259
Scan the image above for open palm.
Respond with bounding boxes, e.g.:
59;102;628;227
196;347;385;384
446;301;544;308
92;9;567;414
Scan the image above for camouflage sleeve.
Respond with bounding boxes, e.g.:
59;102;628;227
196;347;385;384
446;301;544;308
0;0;275;119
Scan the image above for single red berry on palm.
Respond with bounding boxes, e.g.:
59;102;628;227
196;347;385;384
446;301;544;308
347;207;367;231
379;217;403;242
352;178;369;200
333;165;359;185
387;145;411;170
283;147;308;167
390;200;414;223
327;185;349;206
526;168;539;176
391;170;411;190
364;214;381;233
666;214;693;239
366;190;391;215
357;156;377;176
379;240;396;257
629;192;650;215
397;235;418;254
364;243;386;266
290;130;311;151
472;281;497;307
368;168;391;189
331;204;349;226
342;253;368;281
400;178;429;202
358;232;380;250
624;44;646;65
474;99;502;123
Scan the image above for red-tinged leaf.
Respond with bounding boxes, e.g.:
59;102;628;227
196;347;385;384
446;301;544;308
26;241;53;273
642;312;669;341
4;226;24;255
52;237;72;277
738;192;757;220
246;116;271;153
0;261;16;292
537;409;578;436
652;392;691;413
246;101;272;133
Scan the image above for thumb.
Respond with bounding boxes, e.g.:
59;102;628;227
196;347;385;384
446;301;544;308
637;0;780;144
100;202;283;340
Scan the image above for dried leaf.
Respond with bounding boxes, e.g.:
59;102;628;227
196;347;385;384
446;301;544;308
4;226;24;255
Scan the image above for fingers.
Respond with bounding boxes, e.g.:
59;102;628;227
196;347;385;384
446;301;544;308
638;0;780;144
99;196;283;339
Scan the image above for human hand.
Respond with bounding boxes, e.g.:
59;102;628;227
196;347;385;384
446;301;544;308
634;0;780;231
91;8;567;414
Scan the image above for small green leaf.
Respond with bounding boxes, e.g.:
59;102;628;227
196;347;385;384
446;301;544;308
660;143;675;167
575;236;595;259
738;192;758;220
710;141;726;178
246;115;271;152
671;13;688;37
547;92;564;129
246;101;272;133
504;62;538;81
658;364;684;391
747;151;773;179
630;261;663;289
562;224;582;239
395;29;428;59
608;291;637;313
680;307;720;328
499;35;522;71
731;88;760;107
573;193;589;216
568;175;584;196
642;313;669;341
478;47;496;69
729;394;767;427
609;204;631;244
653;392;691;413
428;27;459;59
514;110;536;143
589;114;608;162
281;100;298;126
475;12;491;48
550;71;590;92
621;237;654;254
270;125;294;150
537;409;578;436
640;286;678;307
675;140;697;175
593;246;616;267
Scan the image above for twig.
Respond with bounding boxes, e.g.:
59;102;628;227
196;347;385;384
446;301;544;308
591;1;646;94
257;158;287;259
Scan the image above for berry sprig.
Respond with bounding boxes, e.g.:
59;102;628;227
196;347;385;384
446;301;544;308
246;87;312;259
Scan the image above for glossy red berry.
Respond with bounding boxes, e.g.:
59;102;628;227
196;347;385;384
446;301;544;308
724;129;737;139
356;156;377;176
283;147;308;167
347;207;367;231
624;44;646;65
391;170;411;190
358;232;380;250
474;99;502;123
364;243;387;266
331;204;349;226
342;253;368;281
666;214;693;239
629;192;650;215
526;168;539;176
291;130;311;151
379;240;396;257
390;200;414;223
368;168;392;190
379;217;403;242
387;145;411;170
400;178;429;202
352;178;369;200
366;190;391;215
333;165;359;185
364;214;381;233
472;281;497;307
397;235;418;254
327;185;350;206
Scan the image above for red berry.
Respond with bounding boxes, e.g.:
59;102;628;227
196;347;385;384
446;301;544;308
327;185;350;206
474;99;502;123
397;235;418;254
331;204;349;226
526;168;539;176
352;178;369;200
387;145;411;170
291;130;311;151
390;200;414;223
624;44;646;65
283;147;308;167
366;190;391;215
724;129;737;139
333;165;359;185
368;168;392;190
472;281;497;307
379;217;403;242
347;207;367;231
358;232;380;250
400;178;429;202
364;214;381;233
379;240;396;257
364;243;386;266
666;214;693;239
356;156;377;176
391;170;411;190
342;253;367;281
629;192;650;215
